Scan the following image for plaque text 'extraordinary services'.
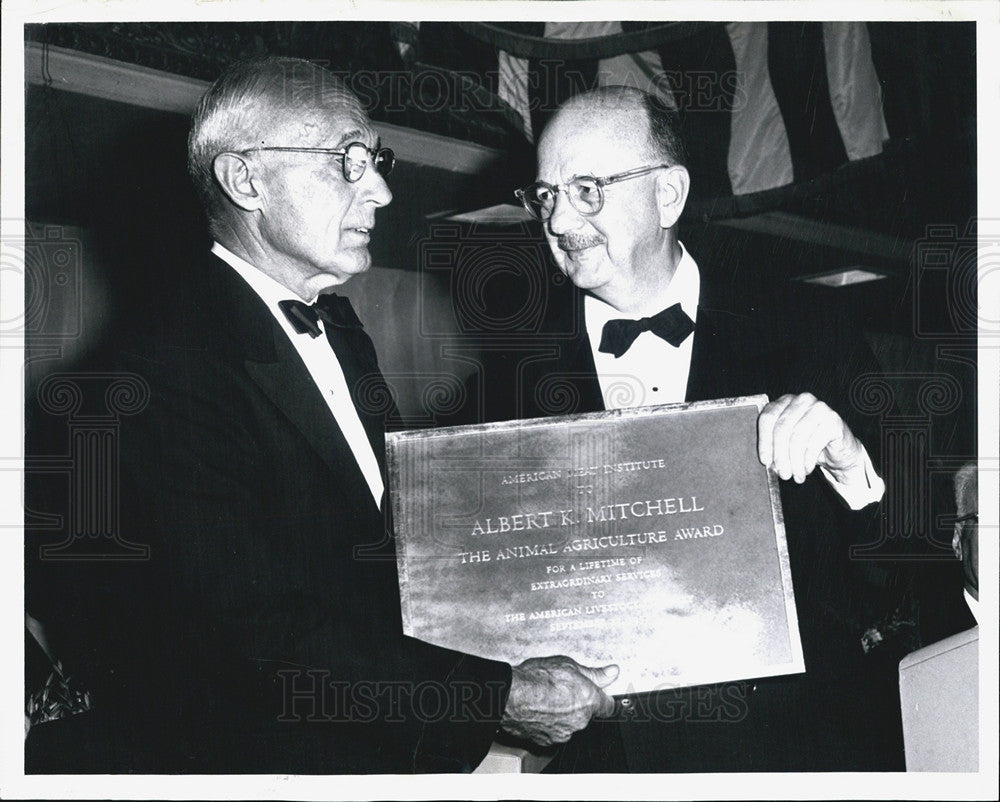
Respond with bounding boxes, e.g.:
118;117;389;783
387;396;804;694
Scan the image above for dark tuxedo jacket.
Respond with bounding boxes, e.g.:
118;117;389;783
25;253;510;773
457;265;908;771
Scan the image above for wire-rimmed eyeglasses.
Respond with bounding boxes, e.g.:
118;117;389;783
239;141;395;183
515;163;671;221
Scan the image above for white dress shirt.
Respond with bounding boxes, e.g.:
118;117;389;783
212;242;384;507
586;242;699;409
584;242;884;510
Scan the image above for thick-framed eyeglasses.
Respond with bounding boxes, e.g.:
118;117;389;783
239;141;395;183
515;163;672;221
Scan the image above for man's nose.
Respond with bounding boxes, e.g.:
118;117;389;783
546;189;579;236
362;168;393;207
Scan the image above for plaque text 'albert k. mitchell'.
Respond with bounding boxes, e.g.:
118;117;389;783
387;397;804;695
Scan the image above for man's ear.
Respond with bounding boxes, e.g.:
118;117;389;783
212;152;264;213
655;165;690;230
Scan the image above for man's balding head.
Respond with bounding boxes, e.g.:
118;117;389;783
552;86;686;168
534;87;690;313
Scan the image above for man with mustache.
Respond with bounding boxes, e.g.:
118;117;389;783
25;56;617;773
473;86;904;770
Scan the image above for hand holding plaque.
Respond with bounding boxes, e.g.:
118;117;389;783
759;393;883;510
500;656;619;746
758;392;864;482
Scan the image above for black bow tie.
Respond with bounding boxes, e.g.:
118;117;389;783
598;302;695;358
278;294;364;338
279;292;398;476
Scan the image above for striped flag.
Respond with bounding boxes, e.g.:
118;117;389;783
444;21;890;204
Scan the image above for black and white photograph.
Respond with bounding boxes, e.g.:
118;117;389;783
2;2;996;799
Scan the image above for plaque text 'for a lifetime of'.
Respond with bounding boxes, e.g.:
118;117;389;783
386;396;804;694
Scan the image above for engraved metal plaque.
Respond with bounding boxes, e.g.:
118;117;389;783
386;396;804;695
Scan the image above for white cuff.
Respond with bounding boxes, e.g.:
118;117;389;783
819;446;885;510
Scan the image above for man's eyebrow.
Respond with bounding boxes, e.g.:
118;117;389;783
334;128;371;148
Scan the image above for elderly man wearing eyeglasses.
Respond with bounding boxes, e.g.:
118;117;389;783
515;87;883;495
461;86;908;772
25;55;617;774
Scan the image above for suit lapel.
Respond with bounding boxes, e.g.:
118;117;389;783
686;304;721;402
243;341;380;511
686;303;780;403
203;255;381;512
562;289;606;414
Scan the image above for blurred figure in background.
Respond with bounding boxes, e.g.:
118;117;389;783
897;461;979;772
